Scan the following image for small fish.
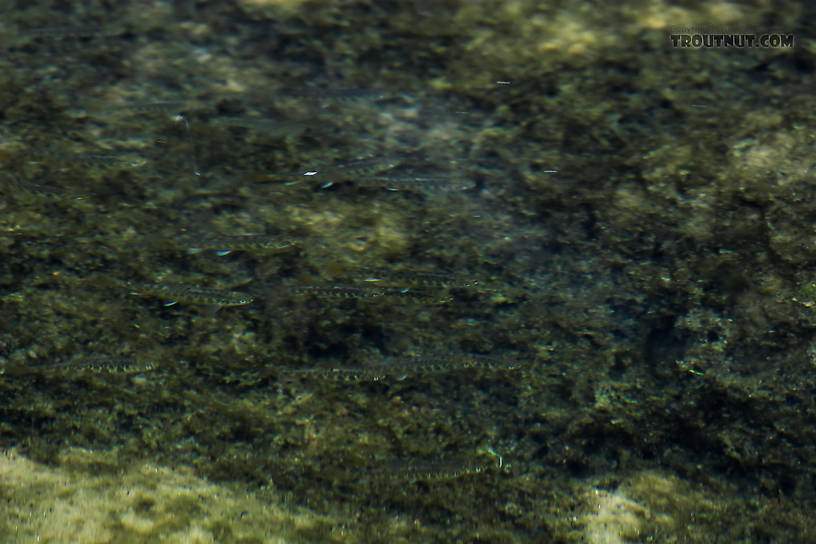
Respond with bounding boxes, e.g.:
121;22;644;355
126;281;256;307
292;284;387;299
292;284;447;303
274;157;398;184
358;175;475;193
278;87;393;102
371;456;494;482
12;24;111;42
382;352;519;375
0;174;83;201
208;116;307;139
11;356;156;378
277;352;515;384
30;151;147;170
355;268;479;288
182;234;294;255
70;152;146;168
57;357;155;375
278;365;389;383
328;157;399;175
100;99;195;116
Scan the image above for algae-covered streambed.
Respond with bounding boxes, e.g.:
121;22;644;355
1;1;815;541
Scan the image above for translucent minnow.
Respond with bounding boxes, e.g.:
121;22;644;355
208;116;307;139
275;157;398;184
277;352;515;383
72;357;157;374
278;87;393;102
0;174;83;201
102;99;193;114
354;268;479;288
328;157;399;175
292;284;449;303
66;152;146;168
357;175;475;193
9;356;156;378
292;284;388;299
12;24;111;42
95;100;203;122
278;365;390;383
126;281;256;307
371;456;494;482
381;352;519;375
46;357;154;375
28;151;148;170
181;234;294;255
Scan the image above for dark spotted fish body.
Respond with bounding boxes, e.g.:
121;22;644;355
278;365;390;383
292;284;387;299
8;356;156;378
355;268;479;288
292;284;449;303
382;352;519;374
371;456;495;482
277;352;517;384
70;357;157;374
126;281;256;307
